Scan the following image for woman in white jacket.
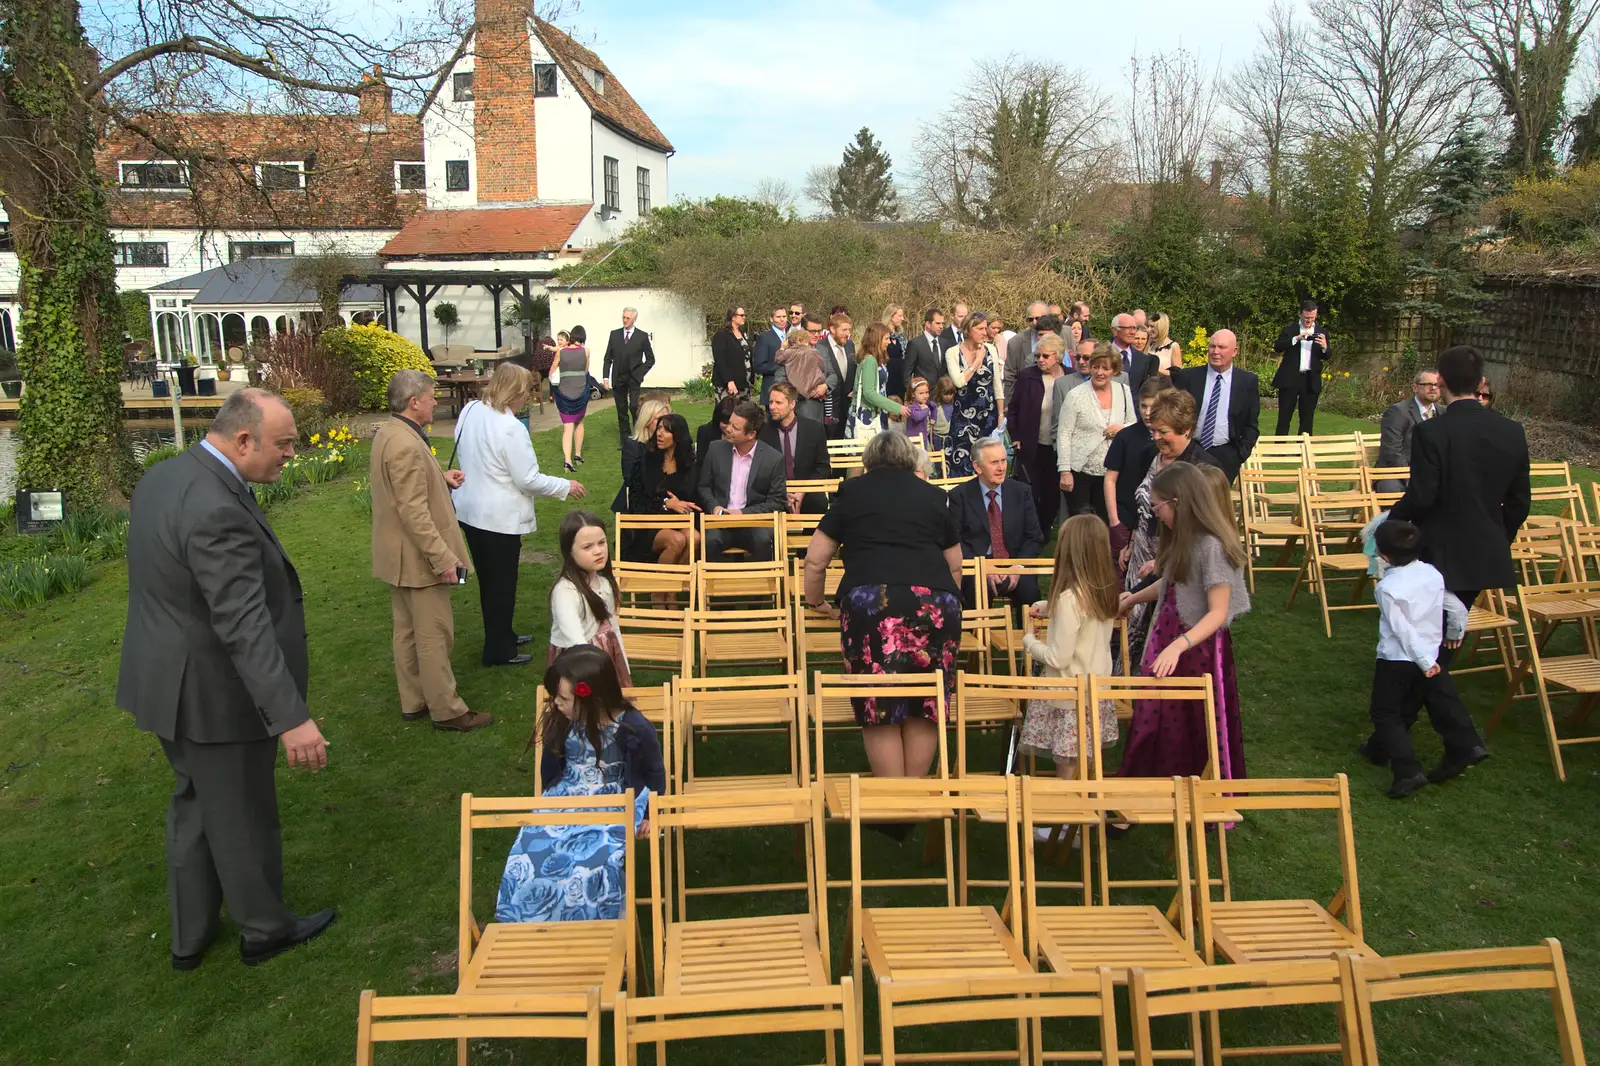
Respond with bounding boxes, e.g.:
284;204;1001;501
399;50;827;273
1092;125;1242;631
453;363;585;666
1055;346;1135;523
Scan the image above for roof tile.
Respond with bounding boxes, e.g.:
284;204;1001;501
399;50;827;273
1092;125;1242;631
534;18;673;154
377;204;591;257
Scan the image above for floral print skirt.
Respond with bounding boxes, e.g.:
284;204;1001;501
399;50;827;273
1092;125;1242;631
1021;697;1120;763
838;584;962;725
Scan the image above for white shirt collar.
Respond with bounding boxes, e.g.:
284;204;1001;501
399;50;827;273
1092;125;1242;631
1415;397;1433;418
199;438;245;485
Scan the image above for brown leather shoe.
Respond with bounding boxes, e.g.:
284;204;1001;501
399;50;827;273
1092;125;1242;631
433;710;494;733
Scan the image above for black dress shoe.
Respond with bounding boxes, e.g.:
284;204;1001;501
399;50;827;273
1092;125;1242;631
487;654;532;666
1386;774;1428;799
1357;741;1386;766
172;930;218;971
240;908;337;967
516;635;534;646
1427;746;1490;784
401;709;430;722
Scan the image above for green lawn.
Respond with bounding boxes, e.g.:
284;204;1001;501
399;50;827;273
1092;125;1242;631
1;405;1597;1064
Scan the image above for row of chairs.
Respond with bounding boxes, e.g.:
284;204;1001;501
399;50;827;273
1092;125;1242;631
826;436;952;477
356;774;1583;1065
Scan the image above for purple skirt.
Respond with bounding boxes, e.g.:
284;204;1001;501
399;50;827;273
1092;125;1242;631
1117;583;1246;780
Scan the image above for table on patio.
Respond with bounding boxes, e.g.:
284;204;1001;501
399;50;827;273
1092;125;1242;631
437;372;487;418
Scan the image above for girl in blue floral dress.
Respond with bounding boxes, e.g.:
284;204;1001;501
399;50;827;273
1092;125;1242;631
497;645;665;923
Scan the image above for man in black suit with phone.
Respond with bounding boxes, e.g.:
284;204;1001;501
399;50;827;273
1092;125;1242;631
118;390;335;971
950;437;1045;611
1272;299;1331;434
1170;328;1260;482
602;306;656;441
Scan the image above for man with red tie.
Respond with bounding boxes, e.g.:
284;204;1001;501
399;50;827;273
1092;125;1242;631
950;437;1045;611
759;383;831;513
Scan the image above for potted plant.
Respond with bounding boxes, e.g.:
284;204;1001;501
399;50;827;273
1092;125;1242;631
0;347;20;400
433;302;459;351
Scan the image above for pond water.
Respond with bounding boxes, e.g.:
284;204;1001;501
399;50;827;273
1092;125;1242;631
0;421;208;500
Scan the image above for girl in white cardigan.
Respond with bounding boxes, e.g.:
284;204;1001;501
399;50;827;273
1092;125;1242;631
1020;514;1122;778
548;510;631;687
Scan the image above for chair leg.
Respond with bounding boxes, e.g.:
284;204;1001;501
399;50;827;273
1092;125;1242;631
878;980;897;1066
457;1035;469;1066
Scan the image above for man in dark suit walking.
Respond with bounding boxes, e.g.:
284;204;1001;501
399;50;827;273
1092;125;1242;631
1272;299;1331;435
118;390;335;971
1106;312;1159;397
1374;369;1441;492
1003;300;1049;397
950;437;1045;609
1170;328;1260;482
601;306;656;441
903;308;946;395
698;399;788;560
761;383;832;513
750;304;789;405
939;300;969;350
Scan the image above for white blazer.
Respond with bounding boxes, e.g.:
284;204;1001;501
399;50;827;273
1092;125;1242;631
450;400;570;535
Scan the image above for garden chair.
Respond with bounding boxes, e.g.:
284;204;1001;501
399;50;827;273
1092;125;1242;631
614;607;692;677
673;673;807;798
1304;433;1368;493
355;988;602;1066
1238;467;1310;595
782;511;826;562
1488;579;1600;782
976;555;1054;657
699;510;785;567
826;437;867;474
613;558;697;611
1243;435;1309;472
689;606;793;676
615;511;698;565
1300;483;1379;637
958;604;1019;675
696;556;786;610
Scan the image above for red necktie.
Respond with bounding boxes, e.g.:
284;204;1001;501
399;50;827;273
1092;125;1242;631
783;426;795;478
987;490;1009;559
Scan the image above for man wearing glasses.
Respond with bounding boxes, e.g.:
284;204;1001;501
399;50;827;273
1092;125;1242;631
1374;370;1441;493
1003;300;1049;397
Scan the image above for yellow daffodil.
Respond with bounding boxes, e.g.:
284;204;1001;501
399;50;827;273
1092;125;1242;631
310;433;320;444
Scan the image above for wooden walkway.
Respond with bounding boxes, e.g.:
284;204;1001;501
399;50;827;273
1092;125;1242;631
0;395;227;419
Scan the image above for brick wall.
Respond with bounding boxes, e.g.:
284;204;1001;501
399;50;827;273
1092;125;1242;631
473;0;539;203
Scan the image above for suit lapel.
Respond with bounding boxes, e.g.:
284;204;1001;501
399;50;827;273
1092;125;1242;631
189;445;294;567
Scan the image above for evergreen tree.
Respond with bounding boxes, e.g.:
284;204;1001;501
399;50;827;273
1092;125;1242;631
1399;122;1501;328
828;128;899;221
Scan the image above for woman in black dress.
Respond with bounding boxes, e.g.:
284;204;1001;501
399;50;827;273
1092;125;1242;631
711;305;752;400
621;412;700;565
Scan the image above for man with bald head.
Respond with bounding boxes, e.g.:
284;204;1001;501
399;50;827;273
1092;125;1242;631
1003;300;1050;397
120;388;336;971
1108;312;1159;397
1170;328;1261;481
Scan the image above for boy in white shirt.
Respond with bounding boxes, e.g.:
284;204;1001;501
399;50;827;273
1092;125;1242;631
1359;520;1488;798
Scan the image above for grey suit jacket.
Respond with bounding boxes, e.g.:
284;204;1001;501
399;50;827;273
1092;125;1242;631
1378;399;1425;469
697;439;788;514
117;445;310;744
1004;330;1040;399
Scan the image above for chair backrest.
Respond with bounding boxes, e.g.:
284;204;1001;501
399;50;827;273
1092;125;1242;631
531;683;672;794
1244;436;1310;470
615;607;692;675
1187;776;1362;955
959;604;1019;673
1515;524;1577;585
614;558;697;609
1239;468;1307;525
1529;482;1590;525
1087;676;1218;778
955;672;1083;778
697;558;786;609
672;673;808;788
615;513;699;565
976;557;1056;609
931;474;976;491
787;477;840;497
458;792;636;978
1301;486;1377;555
689;606;794;673
1529;461;1573;488
791;572;843;681
811;672;948;785
355;987;602;1066
1346;939;1584;1066
1360;466;1410;509
782;511;825;561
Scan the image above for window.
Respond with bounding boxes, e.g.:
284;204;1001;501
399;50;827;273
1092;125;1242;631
453;71;474;101
534;62;558;97
603;156;620;211
395;162;426;191
256;162;305;190
636;167;651;214
115;242;169;267
119;161;188;189
0;221;10;253
582;66;605;95
228;241;294;262
445;159;470;192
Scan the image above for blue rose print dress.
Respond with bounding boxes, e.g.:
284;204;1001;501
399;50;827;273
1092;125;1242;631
496;720;650;923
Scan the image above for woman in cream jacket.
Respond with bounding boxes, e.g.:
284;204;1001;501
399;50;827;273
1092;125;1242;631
1055;347;1135;522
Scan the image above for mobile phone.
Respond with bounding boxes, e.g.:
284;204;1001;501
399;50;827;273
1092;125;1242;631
455;565;469;585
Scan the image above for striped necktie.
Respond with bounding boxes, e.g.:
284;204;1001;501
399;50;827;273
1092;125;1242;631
1200;373;1223;447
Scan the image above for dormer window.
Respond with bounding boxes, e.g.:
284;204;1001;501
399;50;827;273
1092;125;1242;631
583;66;605;95
120;161;189;190
256;161;305;190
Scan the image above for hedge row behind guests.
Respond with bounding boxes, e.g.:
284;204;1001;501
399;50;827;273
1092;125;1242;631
805;431;964;783
371;370;491;732
453;363;585;667
1007;331;1070;533
548;511;631;686
1168;328;1260;482
697;399;786;561
620;411;700;566
1057;345;1136;523
1118;461;1251;781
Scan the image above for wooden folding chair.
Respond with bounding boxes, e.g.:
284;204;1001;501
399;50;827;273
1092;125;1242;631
1452;588;1521;680
1489;580;1600;781
978;556;1054;656
690;607;793;676
673;673;808;796
1244;435;1309;472
1359;466;1411;511
1239;467;1311;595
1516;523;1579;586
783;510;826;562
1300;483;1378;637
1022;776;1204;1065
616;513;698;569
1569;520;1600;584
1530;460;1576;488
1528;482;1592;528
355;987;603;1066
1346;939;1585;1066
827;437;867;475
616;607;692;676
1304;434;1368;493
622;785;862;1066
615;559;697;611
1189;776;1378;969
701;510;785;564
959;604;1020;675
848;775;1121;1066
697;558;787;610
1128;959;1359;1066
788;476;842;507
455;792;637;1061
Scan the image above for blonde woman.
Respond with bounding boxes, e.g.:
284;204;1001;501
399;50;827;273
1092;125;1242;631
1149;312;1182;373
612;395;672;513
453;363;587;665
880;303;908;399
1056;346;1135;522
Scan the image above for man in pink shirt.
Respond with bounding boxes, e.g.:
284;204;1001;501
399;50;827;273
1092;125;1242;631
697;400;787;560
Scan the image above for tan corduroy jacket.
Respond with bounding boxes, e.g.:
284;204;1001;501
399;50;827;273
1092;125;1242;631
370;417;469;588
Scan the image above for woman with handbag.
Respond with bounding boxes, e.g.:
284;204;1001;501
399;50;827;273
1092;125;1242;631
847;322;908;440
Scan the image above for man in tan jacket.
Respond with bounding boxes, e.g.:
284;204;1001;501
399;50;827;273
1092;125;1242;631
370;369;492;732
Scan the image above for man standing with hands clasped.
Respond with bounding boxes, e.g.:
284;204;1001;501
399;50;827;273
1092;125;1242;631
119;389;335;971
602;306;656;441
1272;299;1330;435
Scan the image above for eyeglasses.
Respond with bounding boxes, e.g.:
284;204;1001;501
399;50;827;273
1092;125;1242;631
1476;390;1493;399
789;308;804;316
1024;315;1038;323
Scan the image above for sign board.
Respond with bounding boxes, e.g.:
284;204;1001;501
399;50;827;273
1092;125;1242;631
15;489;64;535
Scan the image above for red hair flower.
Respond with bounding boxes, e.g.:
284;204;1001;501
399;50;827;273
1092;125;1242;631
574;682;592;698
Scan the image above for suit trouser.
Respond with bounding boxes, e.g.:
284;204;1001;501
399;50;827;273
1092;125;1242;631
704;526;775;562
1023;445;1059;533
390;583;470;722
1365;658;1483;780
1067;471;1108;524
1275;382;1319;435
460;522;523;665
613;384;639;440
160;735;296;953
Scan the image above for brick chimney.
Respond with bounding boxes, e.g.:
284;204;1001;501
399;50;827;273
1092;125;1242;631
359;64;391;124
473;0;539;202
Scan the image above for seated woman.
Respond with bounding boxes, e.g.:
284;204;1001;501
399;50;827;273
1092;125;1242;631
497;645;664;923
696;393;738;463
620;411;700;565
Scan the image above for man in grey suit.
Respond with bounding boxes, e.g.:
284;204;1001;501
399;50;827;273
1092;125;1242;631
118;389;334;971
1003;301;1049;397
697;399;787;560
1375;369;1442;492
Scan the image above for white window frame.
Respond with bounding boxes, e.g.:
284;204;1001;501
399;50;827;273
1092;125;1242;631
453;71;475;102
256;161;306;191
118;160;190;191
394;161;426;192
114;241;170;268
228;240;296;262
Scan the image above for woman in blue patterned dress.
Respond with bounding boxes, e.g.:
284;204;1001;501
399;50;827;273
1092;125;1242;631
943;311;1003;478
496;645;665;923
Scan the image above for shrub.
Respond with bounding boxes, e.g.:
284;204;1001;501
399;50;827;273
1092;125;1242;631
0;553;89;609
1495;163;1600;246
680;364;716;403
140;444;183;469
280;385;330;441
321;324;434;409
255;331;362;413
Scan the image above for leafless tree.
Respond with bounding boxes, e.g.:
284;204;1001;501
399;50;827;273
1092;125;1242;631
1307;0;1471;228
1422;0;1600;175
752;177;798;216
802;164;838;216
1126;47;1225;187
1226;1;1313;206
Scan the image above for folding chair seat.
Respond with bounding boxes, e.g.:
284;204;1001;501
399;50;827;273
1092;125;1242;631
355;988;602;1066
615;607;692;676
690;607;793;676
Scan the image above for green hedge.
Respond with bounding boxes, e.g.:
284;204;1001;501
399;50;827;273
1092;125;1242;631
320;324;433;409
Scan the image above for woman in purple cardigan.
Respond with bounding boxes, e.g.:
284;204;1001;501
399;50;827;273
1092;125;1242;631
1004;332;1070;534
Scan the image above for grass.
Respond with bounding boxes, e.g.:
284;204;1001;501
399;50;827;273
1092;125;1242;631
1;404;1597;1064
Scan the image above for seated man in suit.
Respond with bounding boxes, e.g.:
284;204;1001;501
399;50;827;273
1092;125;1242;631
950;436;1045;611
1170;328;1261;482
760;382;832;513
1374;370;1441;493
697;399;787;561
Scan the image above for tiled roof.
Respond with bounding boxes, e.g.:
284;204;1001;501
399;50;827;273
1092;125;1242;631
149;256;383;306
534;18;674;154
378;204;591;258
